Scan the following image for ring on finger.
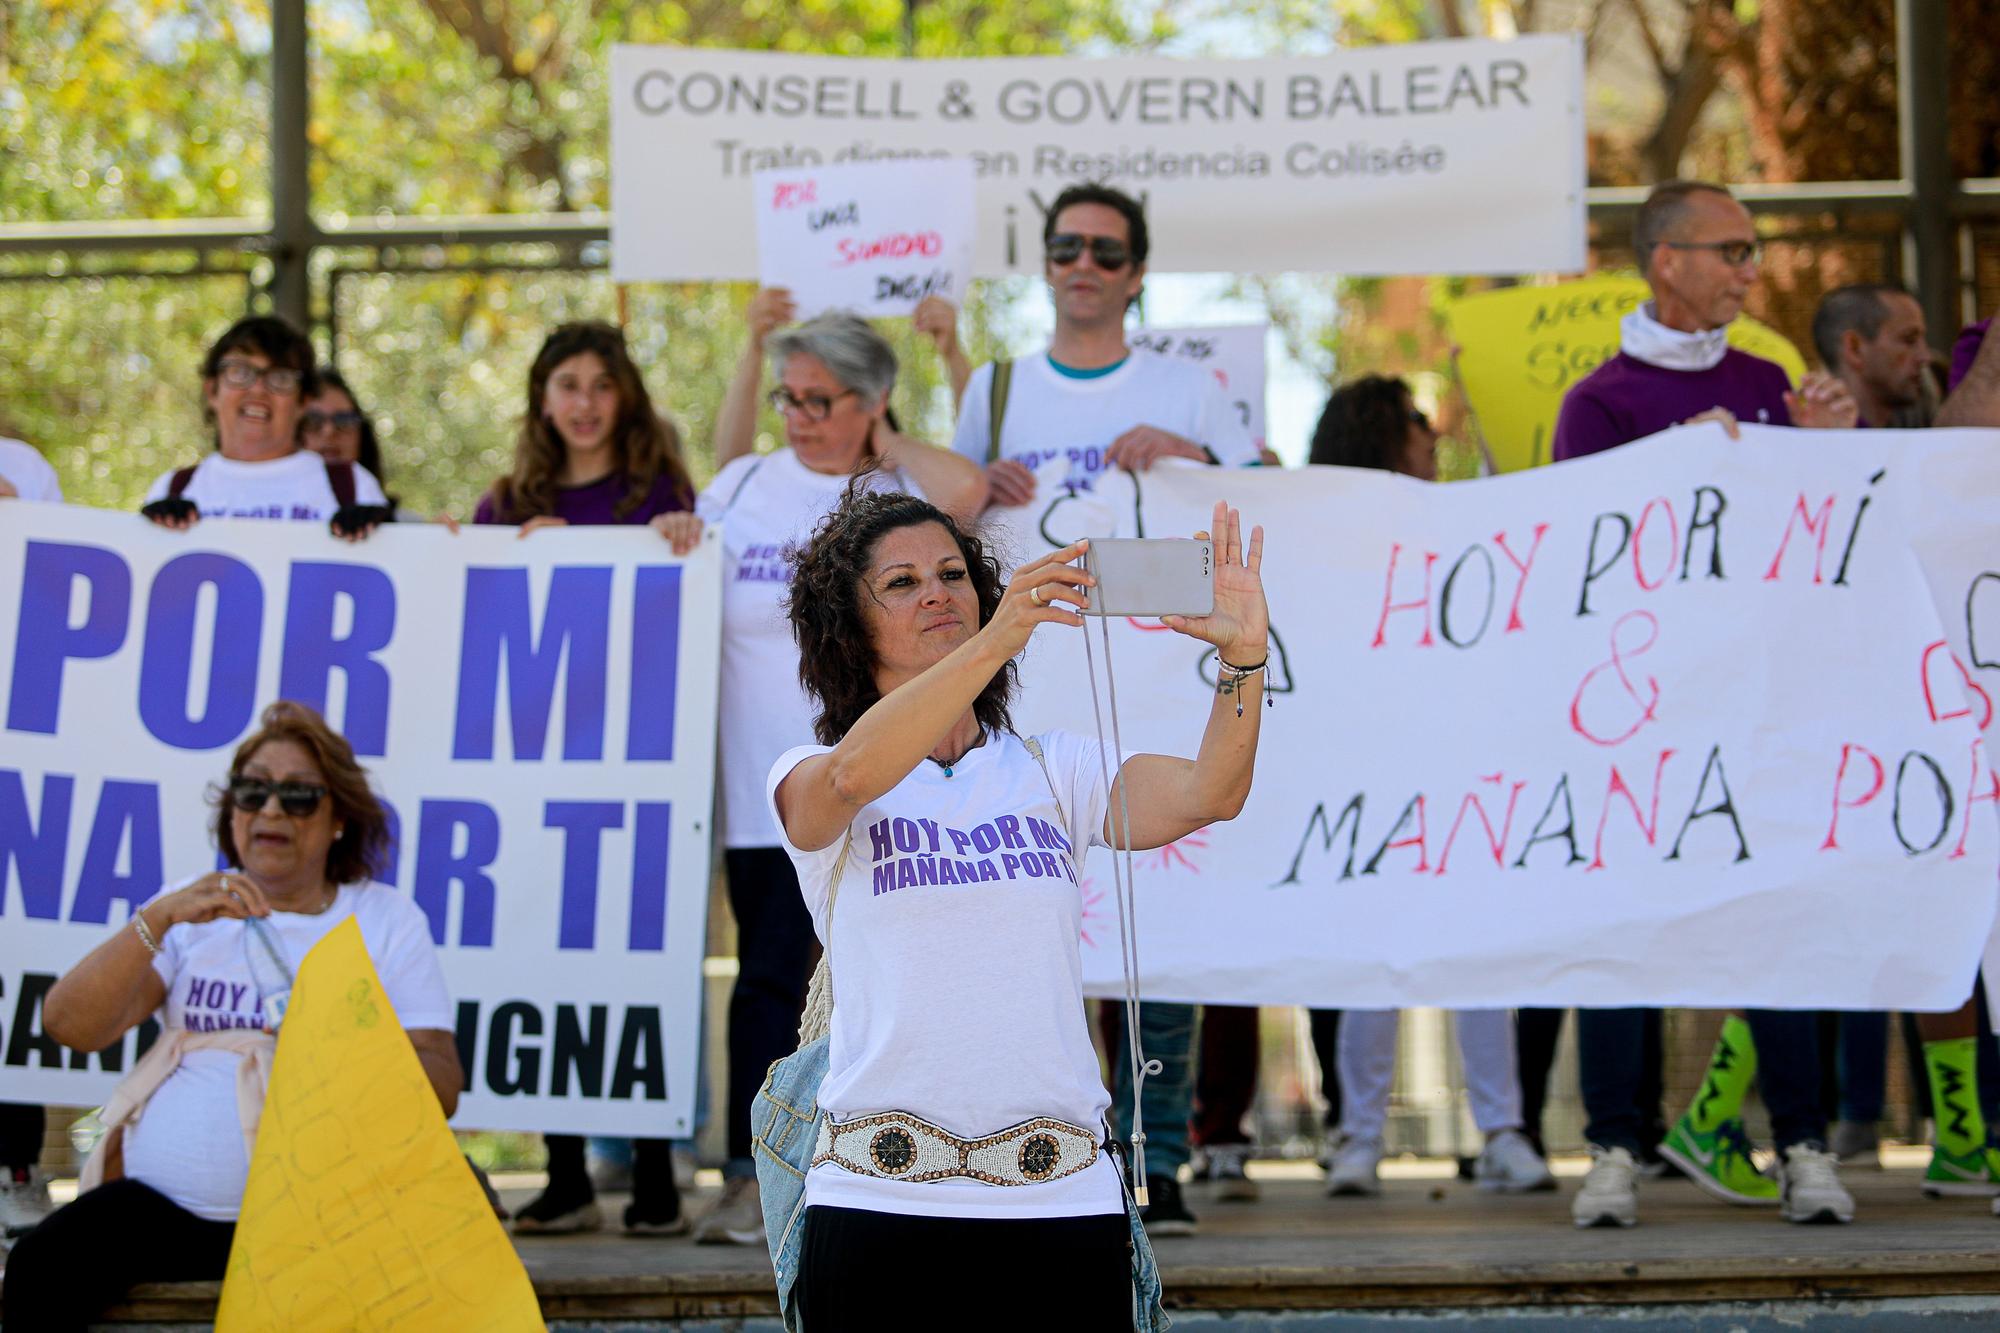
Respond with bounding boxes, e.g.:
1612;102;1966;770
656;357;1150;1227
1029;587;1044;606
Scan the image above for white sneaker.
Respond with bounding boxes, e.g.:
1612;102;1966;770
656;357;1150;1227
1572;1146;1639;1228
1200;1144;1260;1202
1777;1144;1855;1224
1325;1134;1383;1197
0;1168;53;1237
1476;1129;1555;1193
693;1174;765;1246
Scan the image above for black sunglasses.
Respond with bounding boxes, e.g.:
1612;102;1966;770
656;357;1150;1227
229;778;329;817
1045;233;1133;271
302;410;364;434
1663;239;1763;267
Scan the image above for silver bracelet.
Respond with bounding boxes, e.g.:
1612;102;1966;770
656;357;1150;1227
131;909;160;956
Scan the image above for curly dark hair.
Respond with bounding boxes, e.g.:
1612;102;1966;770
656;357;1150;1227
1308;374;1415;472
786;481;1014;746
211;700;392;886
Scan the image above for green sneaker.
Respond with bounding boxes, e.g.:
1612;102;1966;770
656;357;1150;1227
1921;1143;2000;1198
1658;1114;1778;1205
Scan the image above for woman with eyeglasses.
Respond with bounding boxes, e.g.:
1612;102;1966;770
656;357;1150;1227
4;701;460;1330
299;367;399;509
139;316;392;540
657;302;984;1247
470;320;701;1237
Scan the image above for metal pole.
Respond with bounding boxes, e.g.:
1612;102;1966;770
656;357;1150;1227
1898;0;1954;350
269;0;311;329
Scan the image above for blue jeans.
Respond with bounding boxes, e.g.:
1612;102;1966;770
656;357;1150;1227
1581;1008;1825;1155
1833;1012;1889;1123
1106;1002;1196;1176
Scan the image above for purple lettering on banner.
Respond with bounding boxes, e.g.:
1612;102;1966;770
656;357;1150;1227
138;552;263;750
548;801;625;950
629;802;673;951
7;542;132;735
278;562;397;757
869;818;893;861
413;799;500;946
452;566;613;762
0;771;72;919
69;781;163;925
627;566;683;761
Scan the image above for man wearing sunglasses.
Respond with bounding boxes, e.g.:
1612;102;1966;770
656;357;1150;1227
1553;180;1855;463
1556;181;1856;1234
949;183;1257;508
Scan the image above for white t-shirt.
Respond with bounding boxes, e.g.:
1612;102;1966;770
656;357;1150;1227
697;450;926;849
767;729;1124;1220
143;451;387;521
124;881;452;1221
950;351;1258;491
0;437;62;501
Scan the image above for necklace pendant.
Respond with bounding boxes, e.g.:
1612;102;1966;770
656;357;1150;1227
941;763;953;778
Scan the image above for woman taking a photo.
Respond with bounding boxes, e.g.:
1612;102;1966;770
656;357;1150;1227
3;702;458;1330
474;320;700;1236
768;486;1268;1326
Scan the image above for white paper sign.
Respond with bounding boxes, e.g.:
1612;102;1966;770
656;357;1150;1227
983;426;2000;1010
1132;324;1268;454
753;157;976;318
612;41;1587;280
0;510;722;1136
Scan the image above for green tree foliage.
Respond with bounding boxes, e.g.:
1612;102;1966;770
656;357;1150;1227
2;0;1131;512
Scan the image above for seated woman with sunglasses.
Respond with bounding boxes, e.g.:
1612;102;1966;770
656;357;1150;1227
140;316;393;541
3;701;459;1331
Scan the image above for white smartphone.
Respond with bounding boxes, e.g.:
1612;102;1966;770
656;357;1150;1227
1080;538;1214;617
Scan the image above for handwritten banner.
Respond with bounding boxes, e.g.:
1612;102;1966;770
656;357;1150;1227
754;157;976;317
986;428;2000;1009
1447;275;1809;472
0;510;722;1135
1133;324;1269;455
612;40;1587;280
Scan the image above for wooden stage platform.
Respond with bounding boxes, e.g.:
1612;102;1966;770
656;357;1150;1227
81;1159;2000;1327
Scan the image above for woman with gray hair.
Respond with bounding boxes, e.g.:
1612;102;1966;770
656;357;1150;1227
660;289;983;1245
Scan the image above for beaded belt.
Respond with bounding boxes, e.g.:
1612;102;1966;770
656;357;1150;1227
812;1111;1099;1186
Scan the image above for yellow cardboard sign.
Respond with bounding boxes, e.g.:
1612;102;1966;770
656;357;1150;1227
1445;275;1808;472
217;916;545;1333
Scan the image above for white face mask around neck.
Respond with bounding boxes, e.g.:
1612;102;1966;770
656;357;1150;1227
1620;302;1730;372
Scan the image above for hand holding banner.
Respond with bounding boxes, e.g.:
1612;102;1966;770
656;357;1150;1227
1447;275;1808;472
1132;324;1269;455
753;157;977;317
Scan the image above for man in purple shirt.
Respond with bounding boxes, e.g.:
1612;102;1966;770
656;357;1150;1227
1553;181;1854;461
1941;318;1997;418
1813;283;1931;428
1560;182;1857;1234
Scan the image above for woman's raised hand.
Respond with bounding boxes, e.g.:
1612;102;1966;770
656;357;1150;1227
1160;501;1268;665
154;871;273;929
983;540;1094;657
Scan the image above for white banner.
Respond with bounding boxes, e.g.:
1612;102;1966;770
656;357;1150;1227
611;40;1587;280
754;157;977;317
984;426;2000;1009
0;510;721;1135
1132;324;1268;455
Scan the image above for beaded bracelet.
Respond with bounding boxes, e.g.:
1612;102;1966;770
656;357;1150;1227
131;909;160;956
1215;655;1272;717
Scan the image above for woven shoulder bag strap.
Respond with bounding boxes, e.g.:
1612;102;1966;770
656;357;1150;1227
1020;735;1068;831
794;830;852;1046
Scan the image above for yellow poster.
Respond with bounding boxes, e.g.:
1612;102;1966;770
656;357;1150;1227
1445;275;1809;472
217;917;545;1332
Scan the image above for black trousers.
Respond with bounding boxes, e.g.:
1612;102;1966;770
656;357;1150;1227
798;1205;1131;1332
725;846;817;1167
3;1178;235;1332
